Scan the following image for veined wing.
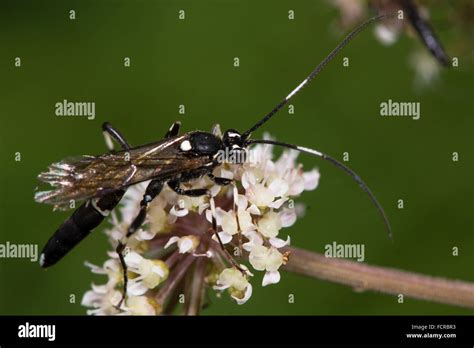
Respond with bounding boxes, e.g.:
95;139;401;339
34;134;212;208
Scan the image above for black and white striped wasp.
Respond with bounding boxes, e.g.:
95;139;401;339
36;14;397;306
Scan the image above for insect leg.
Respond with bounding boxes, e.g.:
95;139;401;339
127;180;164;236
211;124;222;137
116;179;165;308
209;197;246;275
116;123;183;308
124;122;181;235
167;179;209;197
165;121;181;138
102;122;131;150
207;173;233;186
231;184;243;256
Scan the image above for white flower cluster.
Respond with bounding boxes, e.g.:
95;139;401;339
82;138;320;315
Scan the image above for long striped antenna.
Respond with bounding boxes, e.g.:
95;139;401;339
241;12;397;140
246;139;392;239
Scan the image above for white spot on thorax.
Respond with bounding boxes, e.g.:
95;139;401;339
180;140;192;151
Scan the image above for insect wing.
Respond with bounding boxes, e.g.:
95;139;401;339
35;134;212;208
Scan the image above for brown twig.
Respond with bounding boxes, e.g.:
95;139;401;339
156;254;195;306
283;247;474;309
185;257;207;315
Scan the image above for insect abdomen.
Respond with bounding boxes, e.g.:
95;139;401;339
39;202;104;267
40;191;124;268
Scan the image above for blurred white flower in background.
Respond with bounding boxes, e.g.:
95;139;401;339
330;0;447;88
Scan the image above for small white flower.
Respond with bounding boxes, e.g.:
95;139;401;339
374;24;399;46
180;194;210;212
257;211;282;238
124;296;158;315
124;252;169;295
262;271;281;287
218;208;254;237
303;169;320;191
212;231;233;245
81;285;122;315
164;235;200;254
245;136;274;166
249;245;284;272
220;209;239;235
280;208;297;228
119;182;148;224
170;204;189;218
242;230;263;252
147;205;168;235
214;267;253;304
84;259;122;288
268;178;289;197
409;49;441;88
269;235;291;249
246;183;276;208
249;245;284;286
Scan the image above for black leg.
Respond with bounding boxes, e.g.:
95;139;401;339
115;240;128;308
116;179;164;309
208;173;233;186
127;179;164;236
208;198;246;275
119;121;183;238
168;179;209;197
102;122;131;150
116;123;182;309
165;121;181;138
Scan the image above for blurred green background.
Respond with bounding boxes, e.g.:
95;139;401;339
0;0;473;315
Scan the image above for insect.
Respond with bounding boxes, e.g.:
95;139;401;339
36;13;398;307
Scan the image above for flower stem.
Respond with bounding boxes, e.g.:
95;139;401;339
283;247;474;309
156;254;195;306
185;257;207;315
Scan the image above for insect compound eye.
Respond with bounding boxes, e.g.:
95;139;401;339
188;131;223;155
